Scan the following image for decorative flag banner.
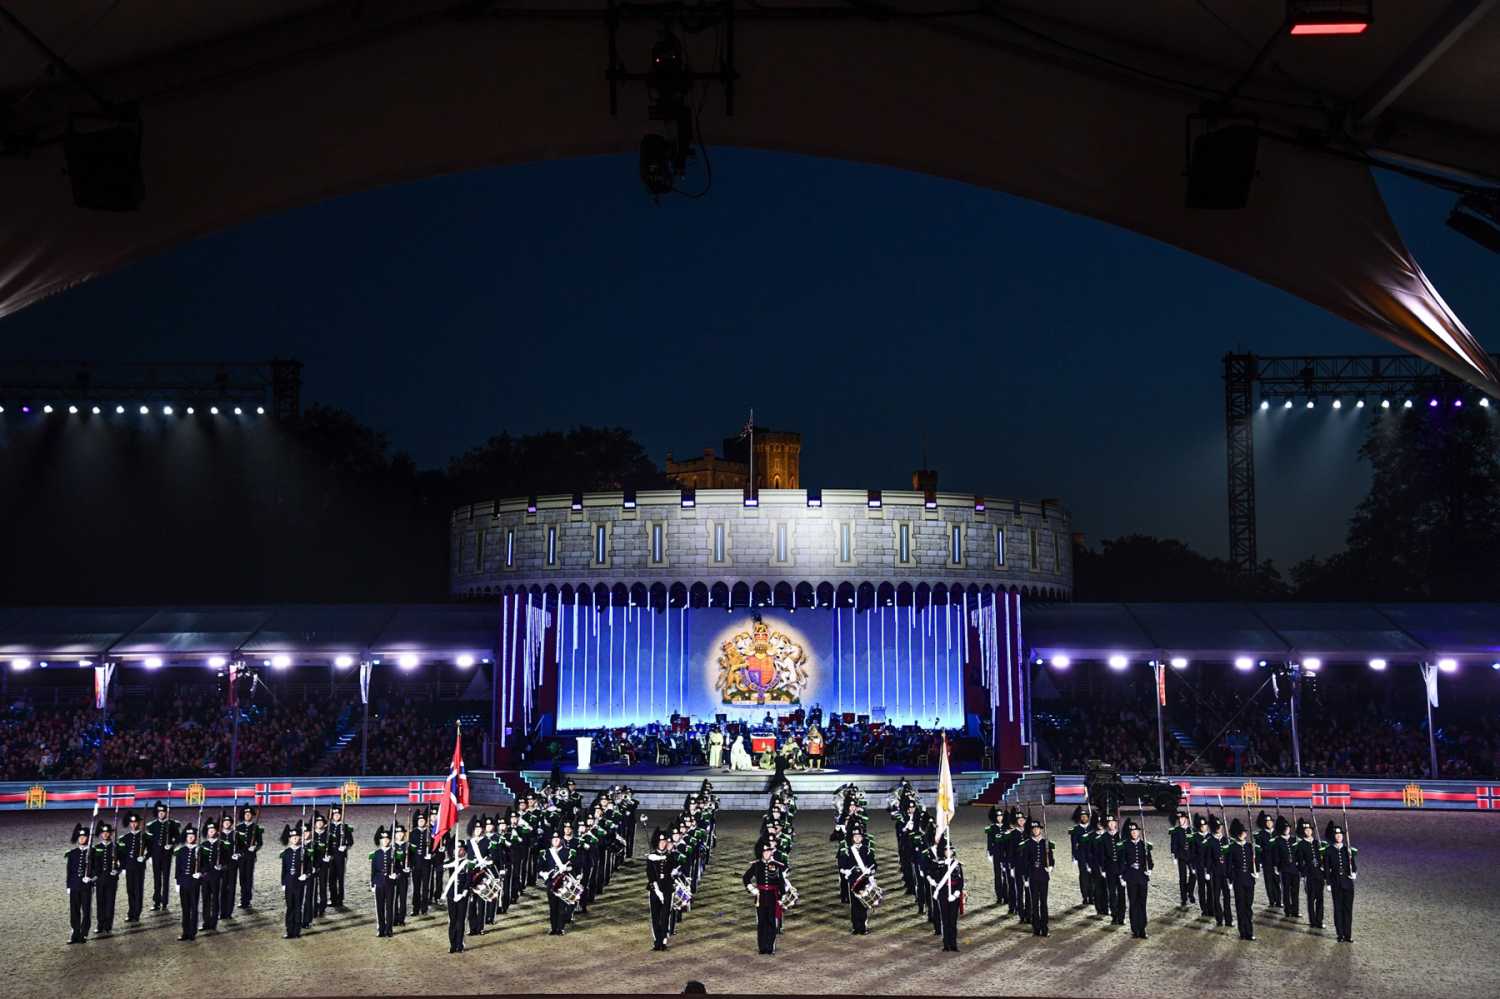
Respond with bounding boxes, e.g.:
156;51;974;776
93;663;115;710
359;658;372;706
433;723;469;848
934;734;956;844
1421;662;1439;708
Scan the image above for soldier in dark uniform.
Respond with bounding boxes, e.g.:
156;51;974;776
1274;816;1299;918
65;823;95;944
467;830;491;938
838;827;877;935
119;811;149;922
235;805;264;909
371;825;397;938
1087;813;1110;917
310;812;331;917
1322;821;1358;943
328;805;353;908
983;806;1006;906
1006;810;1029;922
1205;815;1233;927
443;839;472;953
1226;818;1258;941
1191;813;1213;918
216;813;238;921
647;829;676;950
537;829;577;935
279;823;309;939
1293;818;1325;929
92;821;122;935
1168;809;1194;908
742;842;791;955
392;823;412;927
932;840;964;952
411;809;433;917
174;823;203;941
1120;819;1154;939
1021;818;1054;937
1253;810;1281;909
146;800;180;912
1101;813;1126;925
200;820;224;932
1068;805;1092;908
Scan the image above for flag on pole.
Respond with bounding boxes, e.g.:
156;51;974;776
93;663;114;710
227;660;238;708
1422;662;1439;708
934;734;956;844
359;659;372;706
432;723;469;848
1156;663;1167;707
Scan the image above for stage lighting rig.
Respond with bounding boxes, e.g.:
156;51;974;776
606;0;738;201
1287;0;1372;36
1447;191;1500;256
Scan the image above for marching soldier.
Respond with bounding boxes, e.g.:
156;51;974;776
838;826;877;935
66;823;95;944
1293;818;1326;930
1226;818;1258;941
647;829;676;951
1021;818;1055;937
443;840;473;953
311;812;331;917
118;811;149;923
235;805;264;909
216;813;239;921
174;823;203;941
392;823;412;927
1068;805;1092;908
932;840;965;953
428;804;447;904
411;809;434;917
1168;810;1194;908
1005;809;1029;922
146;800;180;912
984;806;1007;906
200;820;224;933
1087;813;1110;918
537;829;577;935
1205;815;1233;928
328;804;353;908
1254;810;1281;909
1322;821;1358;943
1120;819;1153;939
92;821;122;935
742;842;792;955
1191;813;1213;918
279;823;309;939
1100;813;1126;926
371;825;398;938
1274;816;1299;919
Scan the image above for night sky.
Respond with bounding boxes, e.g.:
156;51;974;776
3;149;1495;570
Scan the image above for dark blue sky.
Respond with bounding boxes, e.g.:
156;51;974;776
4;149;1495;570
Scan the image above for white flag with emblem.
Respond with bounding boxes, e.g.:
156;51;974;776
935;734;956;844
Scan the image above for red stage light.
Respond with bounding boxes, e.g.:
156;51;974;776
1289;21;1369;35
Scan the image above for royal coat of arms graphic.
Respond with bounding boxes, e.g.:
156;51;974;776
715;616;809;706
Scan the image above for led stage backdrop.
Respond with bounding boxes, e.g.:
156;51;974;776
556;605;969;729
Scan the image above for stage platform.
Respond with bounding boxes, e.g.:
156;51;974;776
483;764;1004;810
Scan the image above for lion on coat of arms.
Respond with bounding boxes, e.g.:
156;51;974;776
715;616;809;706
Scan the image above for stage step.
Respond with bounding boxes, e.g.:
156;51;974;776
1000;770;1056;806
509;767;1000;811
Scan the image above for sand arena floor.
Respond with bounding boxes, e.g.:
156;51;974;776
1;804;1495;998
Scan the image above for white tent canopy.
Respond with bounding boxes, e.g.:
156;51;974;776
0;1;1495;388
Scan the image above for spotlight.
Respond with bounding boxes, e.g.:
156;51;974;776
68;405;78;414
1491;662;1500;671
116;405;125;414
208;656;226;669
1455;399;1463;408
256;406;265;415
1260;400;1269;411
1306;400;1315;409
334;655;354;670
1170;657;1188;669
1303;657;1322;672
1234;657;1254;671
210;406;219;415
91;406;100;415
1483;399;1492;408
1050;655;1071;669
186;406;195;415
272;654;291;670
162;405;174;416
1283;400;1293;409
0;405;4;413
399;654;419;671
1381;399;1390;408
1368;658;1387;671
139;405;149;415
20;406;28;414
1356;400;1365;408
78;660;92;668
1437;657;1458;673
1429;398;1439;408
43;404;53;413
1108;655;1129;670
234;407;243;415
11;658;31;671
457;654;475;669
1287;0;1372;35
144;657;163;670
1332;400;1342;410
1404;400;1413;408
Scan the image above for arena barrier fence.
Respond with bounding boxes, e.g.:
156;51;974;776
0;776;450;811
1051;775;1500;811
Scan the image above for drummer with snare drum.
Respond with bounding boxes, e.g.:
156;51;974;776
538;829;581;935
838;826;880;935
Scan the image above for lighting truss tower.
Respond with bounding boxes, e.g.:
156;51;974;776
0;358;302;418
1222;351;1500;580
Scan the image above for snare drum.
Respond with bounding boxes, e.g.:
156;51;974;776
782;885;800;909
556;873;585;907
671;878;693;912
854;877;884;909
470;864;504;903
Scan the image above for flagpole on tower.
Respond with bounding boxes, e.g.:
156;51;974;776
748;407;755;501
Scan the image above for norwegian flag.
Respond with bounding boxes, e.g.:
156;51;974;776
1176;781;1193;805
255;782;294;806
408;780;444;804
1311;782;1351;807
96;785;136;807
1477;786;1497;810
432;724;469;848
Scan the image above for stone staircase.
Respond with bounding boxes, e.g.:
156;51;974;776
308;705;359;773
1169;726;1216;775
